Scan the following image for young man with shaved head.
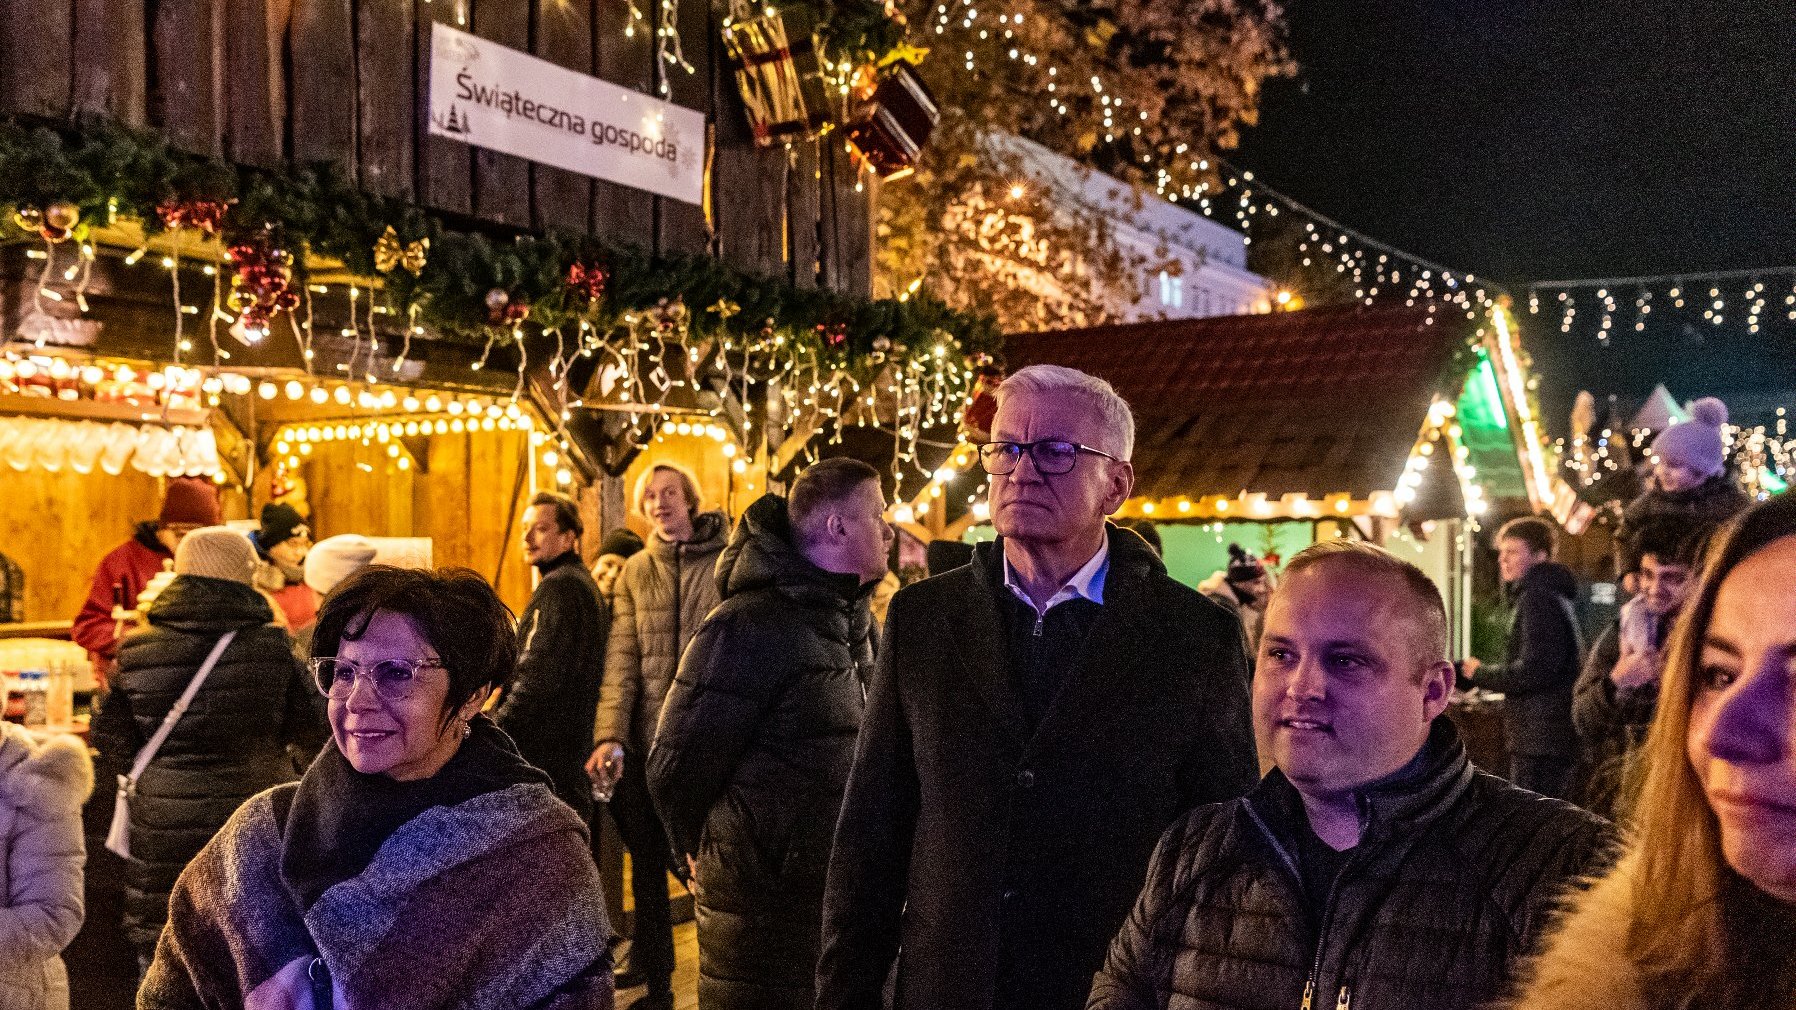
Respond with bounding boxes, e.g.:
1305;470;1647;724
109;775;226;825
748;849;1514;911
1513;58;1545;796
1088;541;1613;1010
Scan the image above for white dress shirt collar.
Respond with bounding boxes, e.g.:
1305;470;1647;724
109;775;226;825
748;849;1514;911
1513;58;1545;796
1002;536;1110;618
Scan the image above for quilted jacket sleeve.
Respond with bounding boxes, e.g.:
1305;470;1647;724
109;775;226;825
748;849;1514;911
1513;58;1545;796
1086;810;1201;1010
595;569;643;750
646;610;776;859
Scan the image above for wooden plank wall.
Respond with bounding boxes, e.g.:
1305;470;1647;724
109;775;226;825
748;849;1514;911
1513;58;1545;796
0;470;250;624
0;0;874;296
299;429;541;613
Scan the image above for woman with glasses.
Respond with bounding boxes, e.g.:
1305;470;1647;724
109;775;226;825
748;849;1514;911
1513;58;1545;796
1509;494;1796;1009
140;566;615;1010
91;526;327;972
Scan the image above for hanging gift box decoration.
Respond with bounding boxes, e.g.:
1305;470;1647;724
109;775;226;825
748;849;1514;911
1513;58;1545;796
721;11;830;147
843;61;939;180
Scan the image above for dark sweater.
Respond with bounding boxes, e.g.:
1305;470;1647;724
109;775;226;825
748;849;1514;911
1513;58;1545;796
991;561;1104;728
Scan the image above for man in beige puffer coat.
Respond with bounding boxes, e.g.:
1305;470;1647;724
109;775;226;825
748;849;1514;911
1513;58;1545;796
587;463;730;1009
0;722;94;1010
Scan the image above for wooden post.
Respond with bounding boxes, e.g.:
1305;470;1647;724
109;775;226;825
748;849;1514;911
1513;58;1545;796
593;0;657;246
818;140;875;296
289;0;357;173
223;0;282;166
152;0;225;156
532;0;596;232
72;0;146;125
787;140;822;289
709;29;788;280
358;0;418;200
471;0;532;227
415;0;472;214
0;0;71;118
654;0;714;256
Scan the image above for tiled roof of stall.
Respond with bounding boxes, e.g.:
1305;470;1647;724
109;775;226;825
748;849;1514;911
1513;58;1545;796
1004;304;1476;502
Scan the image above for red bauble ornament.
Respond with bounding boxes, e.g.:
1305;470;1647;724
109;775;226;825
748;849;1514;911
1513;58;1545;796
224;229;298;341
157;198;232;234
566;261;608;305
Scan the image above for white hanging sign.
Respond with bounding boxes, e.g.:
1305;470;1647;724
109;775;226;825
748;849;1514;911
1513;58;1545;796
428;22;705;205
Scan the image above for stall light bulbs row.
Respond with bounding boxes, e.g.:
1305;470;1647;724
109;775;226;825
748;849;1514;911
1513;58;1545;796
659;420;731;441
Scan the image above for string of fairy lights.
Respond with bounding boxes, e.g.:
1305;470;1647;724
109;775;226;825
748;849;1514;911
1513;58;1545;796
1527;266;1796;345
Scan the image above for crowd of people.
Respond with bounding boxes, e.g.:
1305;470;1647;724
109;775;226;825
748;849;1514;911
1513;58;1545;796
1;366;1793;1010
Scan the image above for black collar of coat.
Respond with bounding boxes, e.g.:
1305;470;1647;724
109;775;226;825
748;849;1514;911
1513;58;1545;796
533;550;581;576
1250;716;1475;855
940;523;1166;748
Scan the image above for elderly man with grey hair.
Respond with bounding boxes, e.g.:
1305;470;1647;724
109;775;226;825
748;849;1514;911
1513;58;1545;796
816;364;1258;1010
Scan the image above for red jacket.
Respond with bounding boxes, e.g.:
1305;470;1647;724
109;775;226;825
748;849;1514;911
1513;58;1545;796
72;525;171;678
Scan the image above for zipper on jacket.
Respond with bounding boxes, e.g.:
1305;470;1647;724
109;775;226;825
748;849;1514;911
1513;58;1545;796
1298;873;1343;1010
1032;613;1043;637
1335;985;1351;1010
1244;800;1351;1010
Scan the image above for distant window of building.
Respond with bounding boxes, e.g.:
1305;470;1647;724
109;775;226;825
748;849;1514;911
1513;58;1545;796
1158;270;1184;308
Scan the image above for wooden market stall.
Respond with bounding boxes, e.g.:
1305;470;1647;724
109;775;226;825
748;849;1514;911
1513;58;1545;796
991;300;1557;647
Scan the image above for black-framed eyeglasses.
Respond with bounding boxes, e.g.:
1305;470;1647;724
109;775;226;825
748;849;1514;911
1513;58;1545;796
978;440;1119;476
308;657;445;702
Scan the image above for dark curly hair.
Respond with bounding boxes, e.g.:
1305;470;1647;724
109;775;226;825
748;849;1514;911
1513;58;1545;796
311;566;518;721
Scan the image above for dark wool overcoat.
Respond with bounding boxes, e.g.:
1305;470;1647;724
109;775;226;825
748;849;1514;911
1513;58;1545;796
815;526;1258;1010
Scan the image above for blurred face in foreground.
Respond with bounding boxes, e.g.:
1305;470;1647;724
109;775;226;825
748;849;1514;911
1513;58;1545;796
1255;562;1454;803
1688;535;1796;902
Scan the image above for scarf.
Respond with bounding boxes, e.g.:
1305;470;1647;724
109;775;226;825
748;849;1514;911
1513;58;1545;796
277;715;551;911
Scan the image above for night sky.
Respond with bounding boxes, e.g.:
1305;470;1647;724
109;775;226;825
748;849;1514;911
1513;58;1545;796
1234;0;1796;428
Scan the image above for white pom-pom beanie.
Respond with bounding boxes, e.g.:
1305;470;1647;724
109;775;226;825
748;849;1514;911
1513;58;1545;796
1652;396;1729;479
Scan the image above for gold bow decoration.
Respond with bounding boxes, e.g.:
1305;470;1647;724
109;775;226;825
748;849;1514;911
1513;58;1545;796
374;226;429;275
708;298;741;321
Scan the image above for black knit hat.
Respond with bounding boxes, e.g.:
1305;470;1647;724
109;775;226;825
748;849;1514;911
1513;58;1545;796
1225;544;1266;583
258;502;308;554
597;527;645;559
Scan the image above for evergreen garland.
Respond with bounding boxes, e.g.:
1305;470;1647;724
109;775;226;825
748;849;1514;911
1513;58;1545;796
0;119;999;368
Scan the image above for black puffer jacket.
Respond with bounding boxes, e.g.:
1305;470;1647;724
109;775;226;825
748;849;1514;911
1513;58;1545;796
90;575;327;957
495;551;610;821
1474;561;1583;757
648;494;873;1009
1087;720;1614;1010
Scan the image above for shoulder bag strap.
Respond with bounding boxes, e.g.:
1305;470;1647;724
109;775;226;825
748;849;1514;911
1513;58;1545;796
123;629;237;789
